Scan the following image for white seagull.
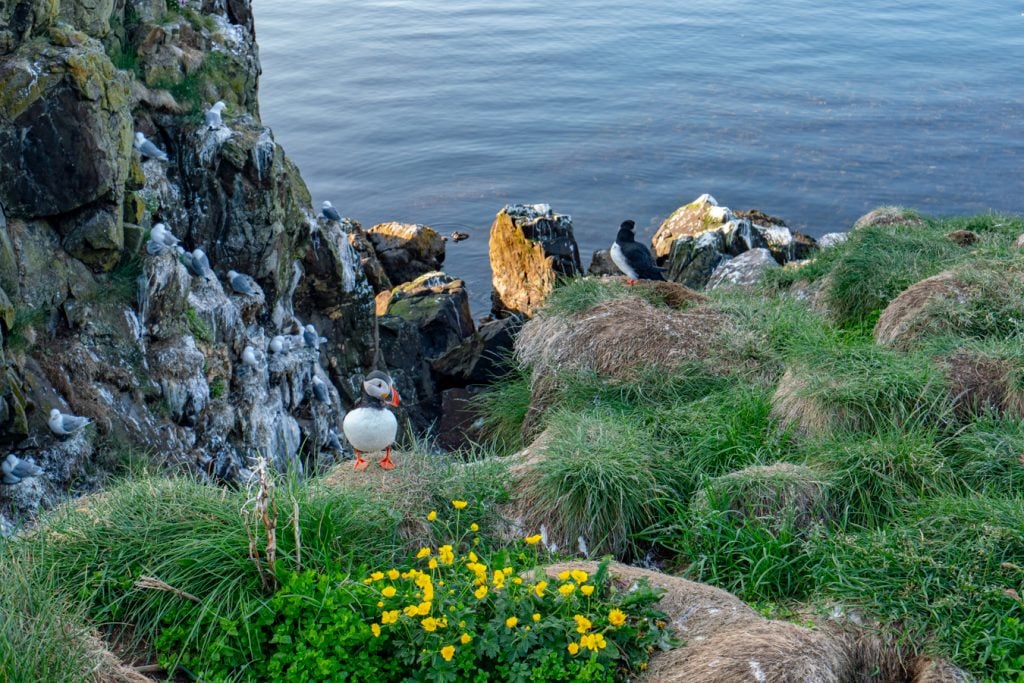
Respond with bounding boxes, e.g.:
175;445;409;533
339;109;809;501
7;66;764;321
205;101;227;130
48;408;92;437
321;201;342;222
134;132;168;161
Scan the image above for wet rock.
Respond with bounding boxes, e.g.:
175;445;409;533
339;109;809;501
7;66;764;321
432;315;520;385
706;248;779;290
0;37;132;218
436;386;486;451
652;193;734;260
587;249;619;276
489;204;581;318
818;232;849;249
367;221;445;284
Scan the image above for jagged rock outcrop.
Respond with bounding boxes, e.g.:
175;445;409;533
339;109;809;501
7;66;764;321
706;248;779;290
654;194;817;289
489;204;581;318
0;0;380;528
587;249;619;276
367;221;445;285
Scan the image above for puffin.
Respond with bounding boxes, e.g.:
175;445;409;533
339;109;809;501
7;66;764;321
342;370;401;471
610;220;665;284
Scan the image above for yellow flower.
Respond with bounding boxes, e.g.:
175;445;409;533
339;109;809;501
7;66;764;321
474;585;488;600
371;623;381;638
370;571;385;581
502;567;514;576
558;583;576;596
533;581;548;597
573;614;592;633
532;613;541;622
580;634;595;651
473;537;480;545
567;642;580;655
470;523;479;532
460;632;472;645
427;510;437;522
438;545;455;565
417;601;432;616
468;551;478;563
428;559;438;569
438;616;448;628
594;633;607;650
505;616;518;628
387;569;400;580
512;577;523;585
362;578;372;584
404;605;419;617
608;609;626;627
381;610;400;624
382;586;397;598
580;585;595;597
451;500;468;509
558;570;571;581
377;601;384;608
492;571;505;589
524;534;543;545
417;547;432;559
571;570;589;584
441;645;455;662
421;617;438;632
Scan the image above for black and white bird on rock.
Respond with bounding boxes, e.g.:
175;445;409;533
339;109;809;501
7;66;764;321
610;219;665;283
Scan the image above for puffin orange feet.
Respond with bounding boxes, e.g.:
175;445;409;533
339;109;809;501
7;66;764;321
624;278;639;286
353;451;369;471
378;447;396;470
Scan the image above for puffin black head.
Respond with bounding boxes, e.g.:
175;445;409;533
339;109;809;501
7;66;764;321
616;220;637;243
363;370;400;407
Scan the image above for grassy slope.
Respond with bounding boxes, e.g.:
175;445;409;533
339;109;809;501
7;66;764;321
480;213;1024;678
2;212;1023;680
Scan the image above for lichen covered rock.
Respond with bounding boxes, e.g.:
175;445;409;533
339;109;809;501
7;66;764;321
706;247;779;290
652;193;734;259
489;204;581;318
367;221;445;285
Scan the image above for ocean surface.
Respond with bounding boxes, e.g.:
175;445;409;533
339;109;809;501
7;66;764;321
255;1;1023;313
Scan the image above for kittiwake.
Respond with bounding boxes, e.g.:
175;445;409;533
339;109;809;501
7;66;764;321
134;132;168;161
321;201;341;222
226;270;253;295
205;101;226;130
2;454;44;485
48;408;91;437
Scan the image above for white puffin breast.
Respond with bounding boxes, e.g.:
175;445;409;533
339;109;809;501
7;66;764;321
609;242;638;279
342;407;398;453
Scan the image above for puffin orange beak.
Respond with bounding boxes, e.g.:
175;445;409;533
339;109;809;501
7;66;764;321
389;386;401;407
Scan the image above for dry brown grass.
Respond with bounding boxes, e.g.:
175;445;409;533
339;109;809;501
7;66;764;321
515;297;727;381
537;561;967;683
770;368;841;437
874;271;971;350
943;350;1024;419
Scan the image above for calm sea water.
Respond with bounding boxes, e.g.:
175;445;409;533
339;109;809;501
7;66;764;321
255;1;1023;313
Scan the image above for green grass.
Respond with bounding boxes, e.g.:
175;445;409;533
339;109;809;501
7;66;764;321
1;475;405;669
474;369;532;453
186;306;212;342
0;553;105;683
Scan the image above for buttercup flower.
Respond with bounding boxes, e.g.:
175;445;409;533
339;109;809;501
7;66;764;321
460;632;472;644
427;510;437;522
417;601;432;616
371;623;381;638
533;581;548;597
580;584;595;596
571;570;589;584
370;571;385;581
524;534;543;545
451;500;468;509
381;610;400;624
505;616;518;628
441;645;455;661
573;614;592;634
428;559;438;569
532;613;541;622
421;617;438;632
608;608;626;627
470;523;479;532
381;586;396;598
417;547;432;559
387;569;400;580
558;570;571;581
567;642;580;655
377;601;384;608
404;605;419;617
474;585;488;600
558;583;576;596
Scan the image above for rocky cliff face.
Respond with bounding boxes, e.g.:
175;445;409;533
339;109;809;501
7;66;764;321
0;0;381;528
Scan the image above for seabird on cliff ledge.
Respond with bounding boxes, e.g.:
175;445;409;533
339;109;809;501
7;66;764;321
610;220;665;283
2;454;44;485
48;409;91;437
205;101;226;130
321;201;342;222
343;370;400;471
134;132;168;161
